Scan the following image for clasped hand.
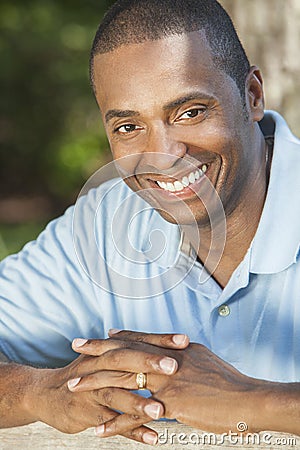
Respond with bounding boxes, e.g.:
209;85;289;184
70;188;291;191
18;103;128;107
49;330;266;445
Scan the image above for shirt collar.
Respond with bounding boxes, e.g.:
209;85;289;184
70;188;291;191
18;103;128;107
250;110;300;274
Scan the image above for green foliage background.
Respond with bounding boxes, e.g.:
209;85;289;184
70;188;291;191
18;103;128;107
0;1;116;258
0;0;114;206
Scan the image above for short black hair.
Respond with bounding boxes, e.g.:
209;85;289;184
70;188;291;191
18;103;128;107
90;0;250;100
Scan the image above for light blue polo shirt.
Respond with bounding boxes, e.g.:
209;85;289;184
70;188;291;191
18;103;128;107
0;111;299;383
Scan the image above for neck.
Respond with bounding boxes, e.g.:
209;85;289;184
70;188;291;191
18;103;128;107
184;134;272;288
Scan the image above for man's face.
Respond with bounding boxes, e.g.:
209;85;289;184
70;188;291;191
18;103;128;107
93;32;262;226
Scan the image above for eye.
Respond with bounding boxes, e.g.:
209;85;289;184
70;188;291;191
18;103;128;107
115;124;138;135
177;107;207;121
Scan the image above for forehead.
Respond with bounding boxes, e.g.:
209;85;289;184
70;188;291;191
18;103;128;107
93;32;235;113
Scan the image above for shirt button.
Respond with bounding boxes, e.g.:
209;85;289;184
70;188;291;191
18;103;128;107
218;304;230;317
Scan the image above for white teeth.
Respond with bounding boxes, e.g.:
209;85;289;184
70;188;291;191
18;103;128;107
174;181;184;191
182;176;189;187
157;181;167;189
166;182;175;192
156;165;208;192
188;172;195;184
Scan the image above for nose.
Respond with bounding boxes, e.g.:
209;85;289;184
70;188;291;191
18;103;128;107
141;124;187;171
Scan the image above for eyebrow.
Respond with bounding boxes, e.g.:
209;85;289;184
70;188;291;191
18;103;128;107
105;109;140;123
163;92;214;111
104;91;214;123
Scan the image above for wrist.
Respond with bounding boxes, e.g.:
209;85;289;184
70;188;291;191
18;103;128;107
0;363;48;427
225;377;282;434
22;366;55;423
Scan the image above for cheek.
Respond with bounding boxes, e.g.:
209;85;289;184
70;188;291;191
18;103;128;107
217;135;252;204
176;118;232;152
111;142;144;178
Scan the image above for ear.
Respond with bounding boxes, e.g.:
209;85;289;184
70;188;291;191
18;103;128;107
245;66;265;122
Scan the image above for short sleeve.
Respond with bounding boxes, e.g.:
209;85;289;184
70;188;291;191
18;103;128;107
0;189;106;368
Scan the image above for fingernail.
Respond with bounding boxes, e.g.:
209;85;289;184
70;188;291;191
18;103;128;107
108;328;122;335
159;357;177;374
67;377;81;390
143;431;158;445
144;403;163;420
95;424;105;436
73;338;88;348
172;334;188;346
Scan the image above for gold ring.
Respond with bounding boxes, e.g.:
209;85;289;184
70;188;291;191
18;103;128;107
136;372;147;390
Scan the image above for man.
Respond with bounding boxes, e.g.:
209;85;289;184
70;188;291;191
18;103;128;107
0;0;299;446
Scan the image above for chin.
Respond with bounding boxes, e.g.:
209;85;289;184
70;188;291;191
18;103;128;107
154;204;211;227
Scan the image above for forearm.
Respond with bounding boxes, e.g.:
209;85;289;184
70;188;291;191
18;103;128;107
0;361;40;428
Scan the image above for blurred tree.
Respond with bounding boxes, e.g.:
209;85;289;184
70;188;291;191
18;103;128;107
0;0;115;217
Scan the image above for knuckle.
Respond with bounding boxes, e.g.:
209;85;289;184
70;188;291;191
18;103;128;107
129;414;141;422
133;397;147;414
156;335;173;348
107;421;118;434
100;351;118;370
124;427;144;441
100;388;113;406
133;334;147;343
96;413;105;424
88;338;101;347
106;349;122;366
145;354;157;369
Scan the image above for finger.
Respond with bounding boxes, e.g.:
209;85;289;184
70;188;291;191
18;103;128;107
108;329;190;349
95;413;157;439
93;404;158;445
68;370;135;391
123;427;158;445
122;426;158;446
92;393;159;445
72;336;169;357
95;387;164;421
70;347;178;377
72;332;189;357
72;338;128;355
68;370;162;393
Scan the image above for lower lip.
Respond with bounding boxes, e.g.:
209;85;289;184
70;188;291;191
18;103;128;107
148;172;208;201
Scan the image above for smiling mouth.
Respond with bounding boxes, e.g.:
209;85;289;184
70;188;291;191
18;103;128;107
151;163;208;193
